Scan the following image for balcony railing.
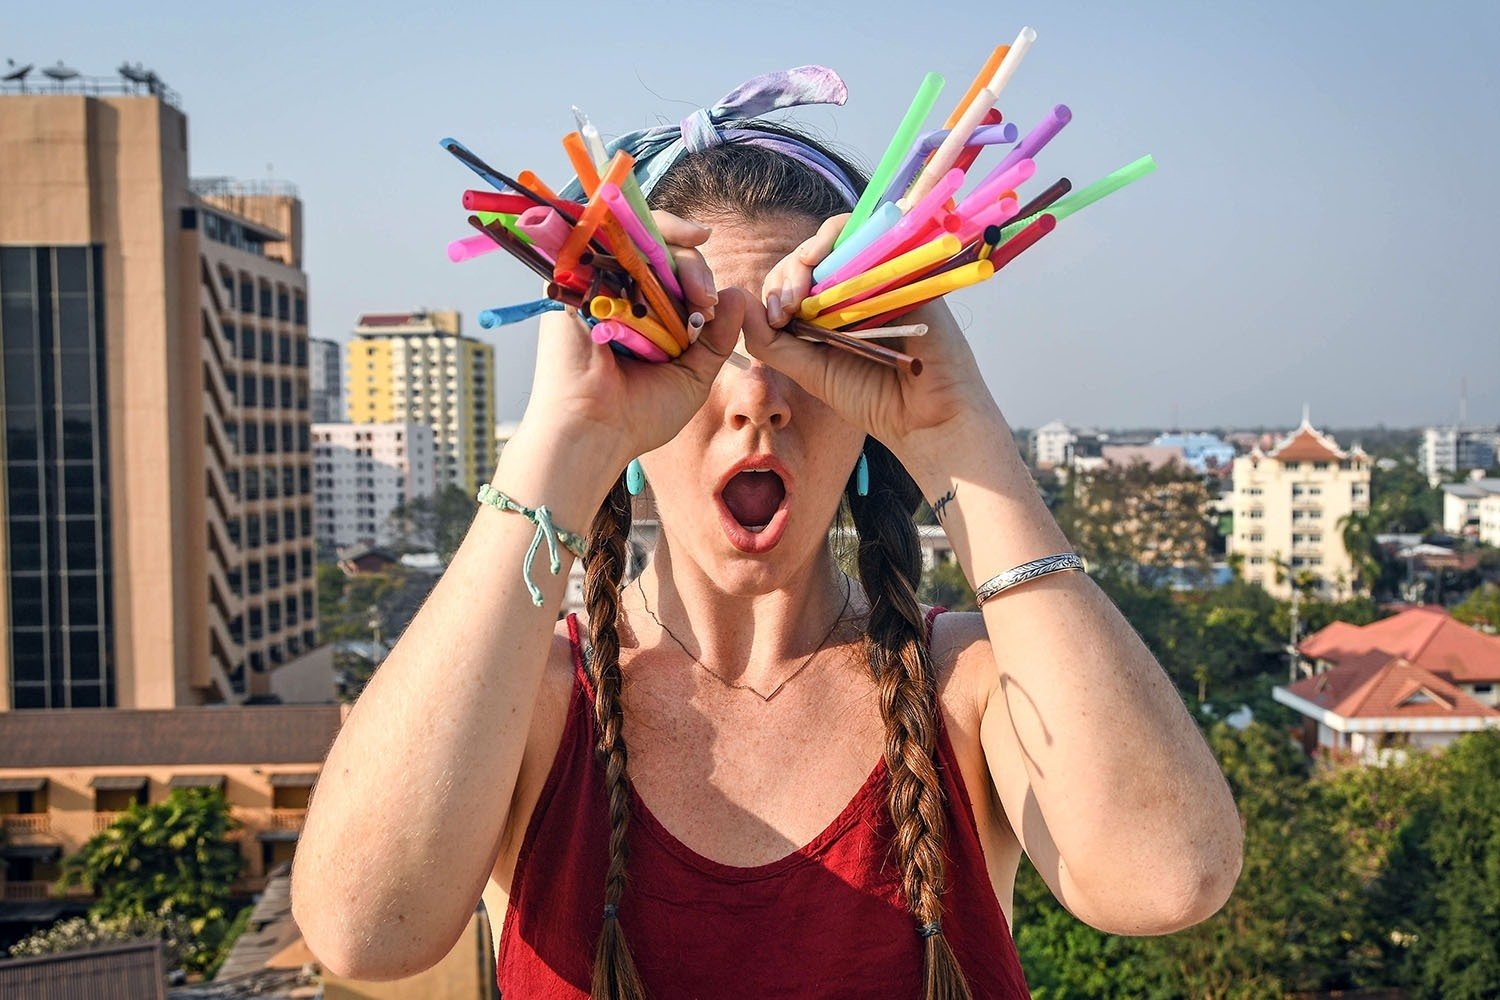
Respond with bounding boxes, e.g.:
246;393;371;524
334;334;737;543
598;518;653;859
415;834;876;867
2;881;54;901
93;811;124;832
2;814;52;836
270;808;307;831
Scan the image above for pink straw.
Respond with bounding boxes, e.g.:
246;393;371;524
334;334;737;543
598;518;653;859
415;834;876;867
953;196;1019;245
952;159;1036;219
599;183;685;300
513;207;569;262
811;169;966;294
446;233;501;263
591;319;671;363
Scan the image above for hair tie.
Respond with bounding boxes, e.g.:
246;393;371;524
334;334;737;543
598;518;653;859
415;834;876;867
602;903;619;921
917;921;942;939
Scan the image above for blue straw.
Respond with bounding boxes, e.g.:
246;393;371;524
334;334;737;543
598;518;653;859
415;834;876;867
478;298;564;329
812;202;902;285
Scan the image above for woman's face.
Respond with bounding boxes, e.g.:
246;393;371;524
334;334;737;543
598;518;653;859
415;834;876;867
640;211;864;594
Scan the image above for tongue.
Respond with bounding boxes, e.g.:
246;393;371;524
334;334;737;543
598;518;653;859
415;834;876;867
721;471;785;528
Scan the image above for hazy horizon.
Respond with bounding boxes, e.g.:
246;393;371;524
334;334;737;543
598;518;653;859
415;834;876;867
6;1;1497;427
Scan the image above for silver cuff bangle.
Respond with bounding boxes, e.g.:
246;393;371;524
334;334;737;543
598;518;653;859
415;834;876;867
974;553;1086;606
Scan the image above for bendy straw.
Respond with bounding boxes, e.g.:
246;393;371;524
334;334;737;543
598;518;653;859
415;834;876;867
998;154;1156;240
898;87;996;209
834;72;945;249
881;120;1018;205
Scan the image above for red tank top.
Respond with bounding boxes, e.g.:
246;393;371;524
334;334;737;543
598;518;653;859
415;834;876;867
495;610;1032;998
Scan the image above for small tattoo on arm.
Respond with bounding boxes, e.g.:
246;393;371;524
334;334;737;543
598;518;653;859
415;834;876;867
933;486;957;523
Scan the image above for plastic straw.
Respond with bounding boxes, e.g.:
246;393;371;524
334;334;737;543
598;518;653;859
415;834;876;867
592;319;671;362
479;299;564;329
998;155;1156;240
812;260;994;328
599;183;684;299
986;27;1037;100
881;121;1018;204
448;233;502;263
899;87;996;210
834;72;945;249
800;234;962;319
815;169;965;293
812;202;901;284
994;104;1072;175
944;44;1008;129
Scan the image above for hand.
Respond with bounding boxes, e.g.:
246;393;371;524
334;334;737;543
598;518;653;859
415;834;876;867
743;215;1006;462
520;211;743;465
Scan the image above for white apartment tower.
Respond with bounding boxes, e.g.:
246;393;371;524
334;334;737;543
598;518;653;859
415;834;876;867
1229;418;1371;599
312;423;437;550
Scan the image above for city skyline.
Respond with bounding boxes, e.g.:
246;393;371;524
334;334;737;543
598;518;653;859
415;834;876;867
6;0;1498;428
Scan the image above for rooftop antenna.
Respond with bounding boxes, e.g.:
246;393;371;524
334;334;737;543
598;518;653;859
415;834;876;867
41;60;78;88
3;59;33;90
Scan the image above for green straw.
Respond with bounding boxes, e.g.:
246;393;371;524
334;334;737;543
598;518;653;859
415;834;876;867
476;211;534;245
998;154;1156;241
833;71;945;250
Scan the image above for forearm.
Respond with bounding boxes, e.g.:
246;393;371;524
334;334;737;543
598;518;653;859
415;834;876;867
905;411;1241;919
294;423;625;977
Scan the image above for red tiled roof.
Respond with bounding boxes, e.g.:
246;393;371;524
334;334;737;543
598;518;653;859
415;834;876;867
1270;423;1345;462
1300;605;1500;683
1284;650;1500;720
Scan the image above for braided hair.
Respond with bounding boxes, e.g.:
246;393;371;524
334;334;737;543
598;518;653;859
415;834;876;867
580;126;972;1000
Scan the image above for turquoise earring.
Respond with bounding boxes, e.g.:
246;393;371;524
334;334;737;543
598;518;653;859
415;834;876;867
626;458;646;496
855;452;869;497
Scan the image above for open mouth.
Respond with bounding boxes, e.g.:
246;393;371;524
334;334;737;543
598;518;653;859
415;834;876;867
714;457;792;553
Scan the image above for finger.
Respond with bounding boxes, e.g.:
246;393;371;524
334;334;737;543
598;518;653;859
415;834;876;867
739;295;840;404
674;286;745;384
651;210;712;247
762;214;848;327
670;245;719;322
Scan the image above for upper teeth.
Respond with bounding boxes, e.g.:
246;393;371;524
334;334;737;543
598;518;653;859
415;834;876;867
745;468;771;473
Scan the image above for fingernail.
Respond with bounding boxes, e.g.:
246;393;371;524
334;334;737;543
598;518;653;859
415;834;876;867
780;285;796;317
766;292;782;325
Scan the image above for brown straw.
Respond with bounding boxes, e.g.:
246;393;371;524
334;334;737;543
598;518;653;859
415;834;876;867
785;318;923;376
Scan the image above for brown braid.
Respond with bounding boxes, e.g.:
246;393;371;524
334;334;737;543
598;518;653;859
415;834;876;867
581;475;646;1000
850;438;974;1000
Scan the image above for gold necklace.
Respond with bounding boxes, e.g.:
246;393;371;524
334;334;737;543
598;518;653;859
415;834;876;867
634;579;854;702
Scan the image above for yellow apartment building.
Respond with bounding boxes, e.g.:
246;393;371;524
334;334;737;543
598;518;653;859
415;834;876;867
346;311;495;498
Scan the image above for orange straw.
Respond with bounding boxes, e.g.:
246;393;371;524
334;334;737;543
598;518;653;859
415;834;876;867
943;45;1008;129
562;132;603;196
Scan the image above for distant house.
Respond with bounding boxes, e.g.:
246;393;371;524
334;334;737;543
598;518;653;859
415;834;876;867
1273;606;1500;762
1441;477;1500;543
336;545;399;576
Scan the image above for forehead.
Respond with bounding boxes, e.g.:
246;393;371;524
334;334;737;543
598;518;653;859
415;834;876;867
698;213;821;290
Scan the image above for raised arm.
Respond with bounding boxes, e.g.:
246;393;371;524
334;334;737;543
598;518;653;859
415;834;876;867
751;224;1243;937
293;216;740;980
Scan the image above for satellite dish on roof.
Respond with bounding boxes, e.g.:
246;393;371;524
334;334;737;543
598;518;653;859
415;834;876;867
118;62;152;84
3;59;32;83
41;60;78;83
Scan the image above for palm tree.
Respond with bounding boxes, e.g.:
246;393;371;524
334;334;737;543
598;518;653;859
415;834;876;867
1338;510;1382;597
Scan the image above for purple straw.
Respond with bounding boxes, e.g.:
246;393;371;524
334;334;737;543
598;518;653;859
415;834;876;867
880;122;1020;205
994;104;1072;175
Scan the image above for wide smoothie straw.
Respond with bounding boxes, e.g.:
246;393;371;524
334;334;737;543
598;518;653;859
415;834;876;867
833;72;945;249
993;104;1072;175
513;207;570;261
998;154;1156;239
815;169;966;292
447;233;503;262
812;202;901;284
589;296;680;357
591;319;671;362
599;183;684;299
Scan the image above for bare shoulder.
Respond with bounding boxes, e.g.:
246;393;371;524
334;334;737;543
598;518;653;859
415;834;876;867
927;609;999;729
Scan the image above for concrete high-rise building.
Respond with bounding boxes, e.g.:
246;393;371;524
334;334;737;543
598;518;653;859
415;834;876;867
0;85;329;710
312;422;437;550
346;310;495;496
1228;418;1371;599
1419;426;1500;484
308;337;343;424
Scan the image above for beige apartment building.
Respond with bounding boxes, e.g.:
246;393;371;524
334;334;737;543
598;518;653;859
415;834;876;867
347;310;495;497
1229;418;1371;598
0;87;330;709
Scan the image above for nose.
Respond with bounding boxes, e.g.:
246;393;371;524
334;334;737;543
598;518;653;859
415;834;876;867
720;346;792;432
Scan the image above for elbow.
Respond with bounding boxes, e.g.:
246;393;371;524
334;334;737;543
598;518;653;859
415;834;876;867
1141;823;1245;934
290;865;439;982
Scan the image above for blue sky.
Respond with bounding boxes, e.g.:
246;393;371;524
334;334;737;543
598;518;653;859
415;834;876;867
6;1;1498;428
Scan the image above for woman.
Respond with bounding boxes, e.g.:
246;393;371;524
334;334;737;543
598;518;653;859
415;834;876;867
292;72;1243;999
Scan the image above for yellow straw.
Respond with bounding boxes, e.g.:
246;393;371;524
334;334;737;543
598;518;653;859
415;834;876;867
811;260;995;328
799;235;962;319
589;296;681;357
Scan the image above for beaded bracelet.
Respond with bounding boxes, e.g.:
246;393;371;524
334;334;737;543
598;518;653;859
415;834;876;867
476;484;588;606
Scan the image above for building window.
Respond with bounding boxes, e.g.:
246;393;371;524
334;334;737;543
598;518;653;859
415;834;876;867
259;282;272;318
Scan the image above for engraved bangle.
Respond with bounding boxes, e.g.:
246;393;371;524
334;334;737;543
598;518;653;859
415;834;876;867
974;553;1085;606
